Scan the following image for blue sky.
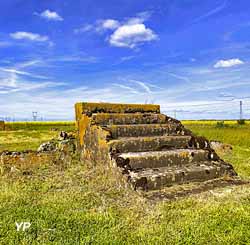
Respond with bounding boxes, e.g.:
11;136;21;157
1;0;250;120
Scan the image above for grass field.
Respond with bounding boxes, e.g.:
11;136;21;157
0;121;250;244
182;121;250;178
0;122;75;152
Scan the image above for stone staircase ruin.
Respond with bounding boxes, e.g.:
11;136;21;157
75;102;238;197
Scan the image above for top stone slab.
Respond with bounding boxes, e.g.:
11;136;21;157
75;102;160;120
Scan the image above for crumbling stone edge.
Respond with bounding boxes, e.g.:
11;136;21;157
0;131;78;174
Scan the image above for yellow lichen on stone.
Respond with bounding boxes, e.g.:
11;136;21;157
75;103;84;121
75;102;160;116
78;115;91;146
179;152;190;158
92;113;166;125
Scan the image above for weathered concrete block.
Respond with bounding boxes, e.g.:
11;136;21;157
91;113;167;125
75;102;160;121
118;149;211;169
102;123;188;139
108;136;192;153
129;163;233;191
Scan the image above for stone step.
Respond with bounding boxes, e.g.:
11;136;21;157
75;102;160;121
108;136;192;153
117;149;211;169
91;113;167;125
119;149;210;169
143;178;246;200
129;162;233;191
103;123;188;138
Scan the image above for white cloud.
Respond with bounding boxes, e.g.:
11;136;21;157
0;67;49;79
10;32;48;42
125;11;152;25
214;58;244;68
112;83;139;94
75;19;120;34
189;0;228;25
2;60;250;120
100;19;120;30
74;24;93;34
0;41;12;47
120;56;135;62
16;60;42;68
74;11;157;48
39;10;63;21
109;23;157;48
0;68;33;76
129;79;152;93
0;59;50;82
50;55;98;63
0;68;63;95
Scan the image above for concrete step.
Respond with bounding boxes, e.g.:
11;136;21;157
103;123;189;138
129;162;234;191
75;102;160;120
92;113;167;125
143;178;246;200
108;135;192;153
117;149;211;169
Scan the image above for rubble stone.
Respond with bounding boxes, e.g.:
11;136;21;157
0;131;77;173
211;141;233;154
37;141;57;152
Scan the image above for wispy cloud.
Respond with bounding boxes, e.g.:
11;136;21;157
0;80;64;94
190;0;228;25
1;57;250;120
15;60;43;68
112;83;139;94
125;11;152;25
0;67;63;95
74;19;120;34
1;73;250;120
49;55;98;63
0;41;12;47
129;79;152;93
74;24;93;34
10;32;48;42
166;72;191;84
36;9;63;21
0;68;33;76
120;56;135;62
0;67;49;79
0;59;50;79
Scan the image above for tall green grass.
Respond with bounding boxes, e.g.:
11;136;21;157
184;123;250;178
183;123;250;148
0;121;250;244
